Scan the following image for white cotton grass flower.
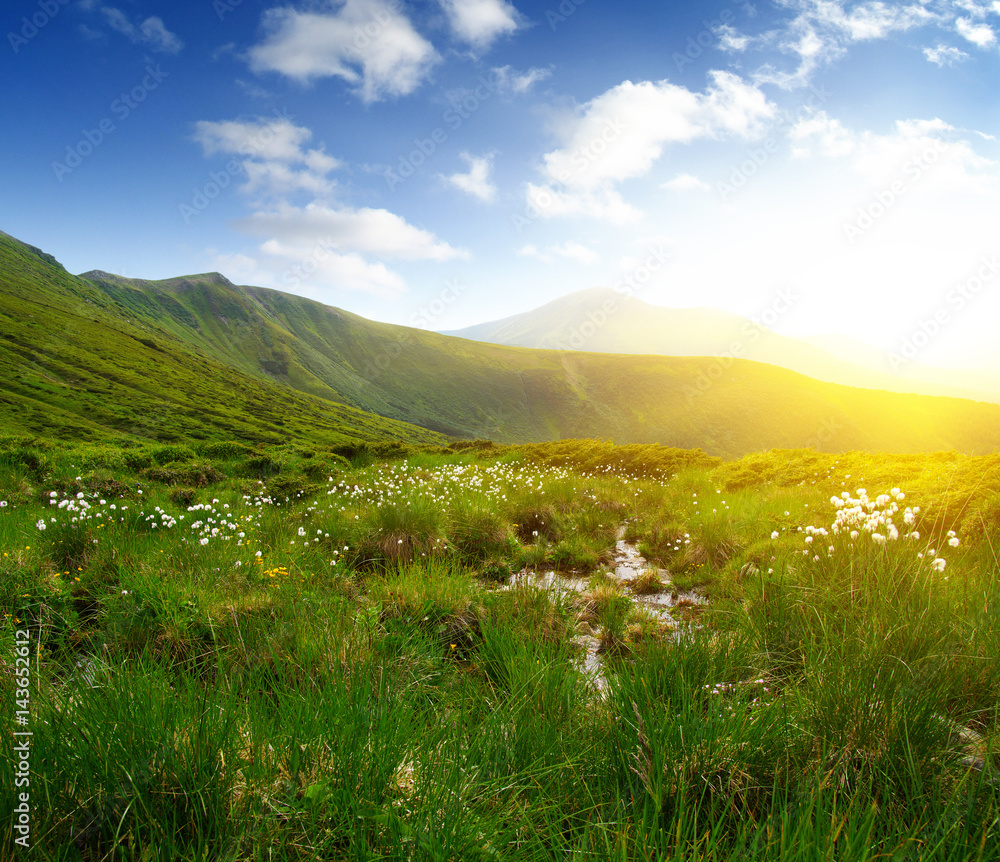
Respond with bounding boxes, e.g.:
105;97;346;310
771;530;780;540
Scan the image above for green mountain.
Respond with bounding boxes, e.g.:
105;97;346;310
4;229;1000;458
0;231;443;448
443;288;1000;404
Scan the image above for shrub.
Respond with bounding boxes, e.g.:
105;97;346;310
330;441;410;467
81;471;131;499
302;456;349;481
149;445;196;465
267;474;321;501
140;463;223;488
3;447;51;482
239;453;284;479
196;440;255;460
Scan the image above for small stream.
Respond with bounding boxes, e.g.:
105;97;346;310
508;526;706;692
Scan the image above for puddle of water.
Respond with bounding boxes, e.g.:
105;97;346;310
574;635;606;692
507;570;588;594
503;526;707;692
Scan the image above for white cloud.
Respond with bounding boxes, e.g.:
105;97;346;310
248;0;438;102
551;240;599;265
235;202;467;262
195;116;468;299
716;24;751;51
139;17;183;53
193;117;341;199
789;111;856;157
789;112;997;194
740;1;999;89
524;183;640;223
445;152;497;202
517;241;599;265
663;173;710;192
242;161;337;197
194;118;313;162
953;0;994;16
98;7;183;52
738;1;935;88
923;43;970;65
956;16;997;46
831;2;934;41
540;72;775;191
78;23;104;43
212;246;405;298
525;72;774;222
101;7;133;36
440;0;520;50
214;200;467;299
492;64;550;93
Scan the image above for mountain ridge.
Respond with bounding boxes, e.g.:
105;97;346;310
4;229;1000;458
442;288;1000;404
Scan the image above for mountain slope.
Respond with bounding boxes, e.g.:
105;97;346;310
443;288;1000;404
4;230;1000;458
0;234;444;447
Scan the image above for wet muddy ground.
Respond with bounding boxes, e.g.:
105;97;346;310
507;527;706;691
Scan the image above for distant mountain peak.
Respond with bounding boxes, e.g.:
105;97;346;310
157;272;236;290
79;269;134;285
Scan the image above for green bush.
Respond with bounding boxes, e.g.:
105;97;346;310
140;463;223;487
240;453;284;479
150;444;197;465
123;449;154;471
196;440;255;460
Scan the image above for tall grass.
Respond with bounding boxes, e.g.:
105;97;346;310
3;439;1000;858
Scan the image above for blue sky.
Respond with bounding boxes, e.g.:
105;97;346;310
2;0;998;369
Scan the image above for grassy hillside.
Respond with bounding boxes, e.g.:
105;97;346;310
0;234;443;448
5;229;1000;457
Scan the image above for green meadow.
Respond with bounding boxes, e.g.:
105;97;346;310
3;436;1000;860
